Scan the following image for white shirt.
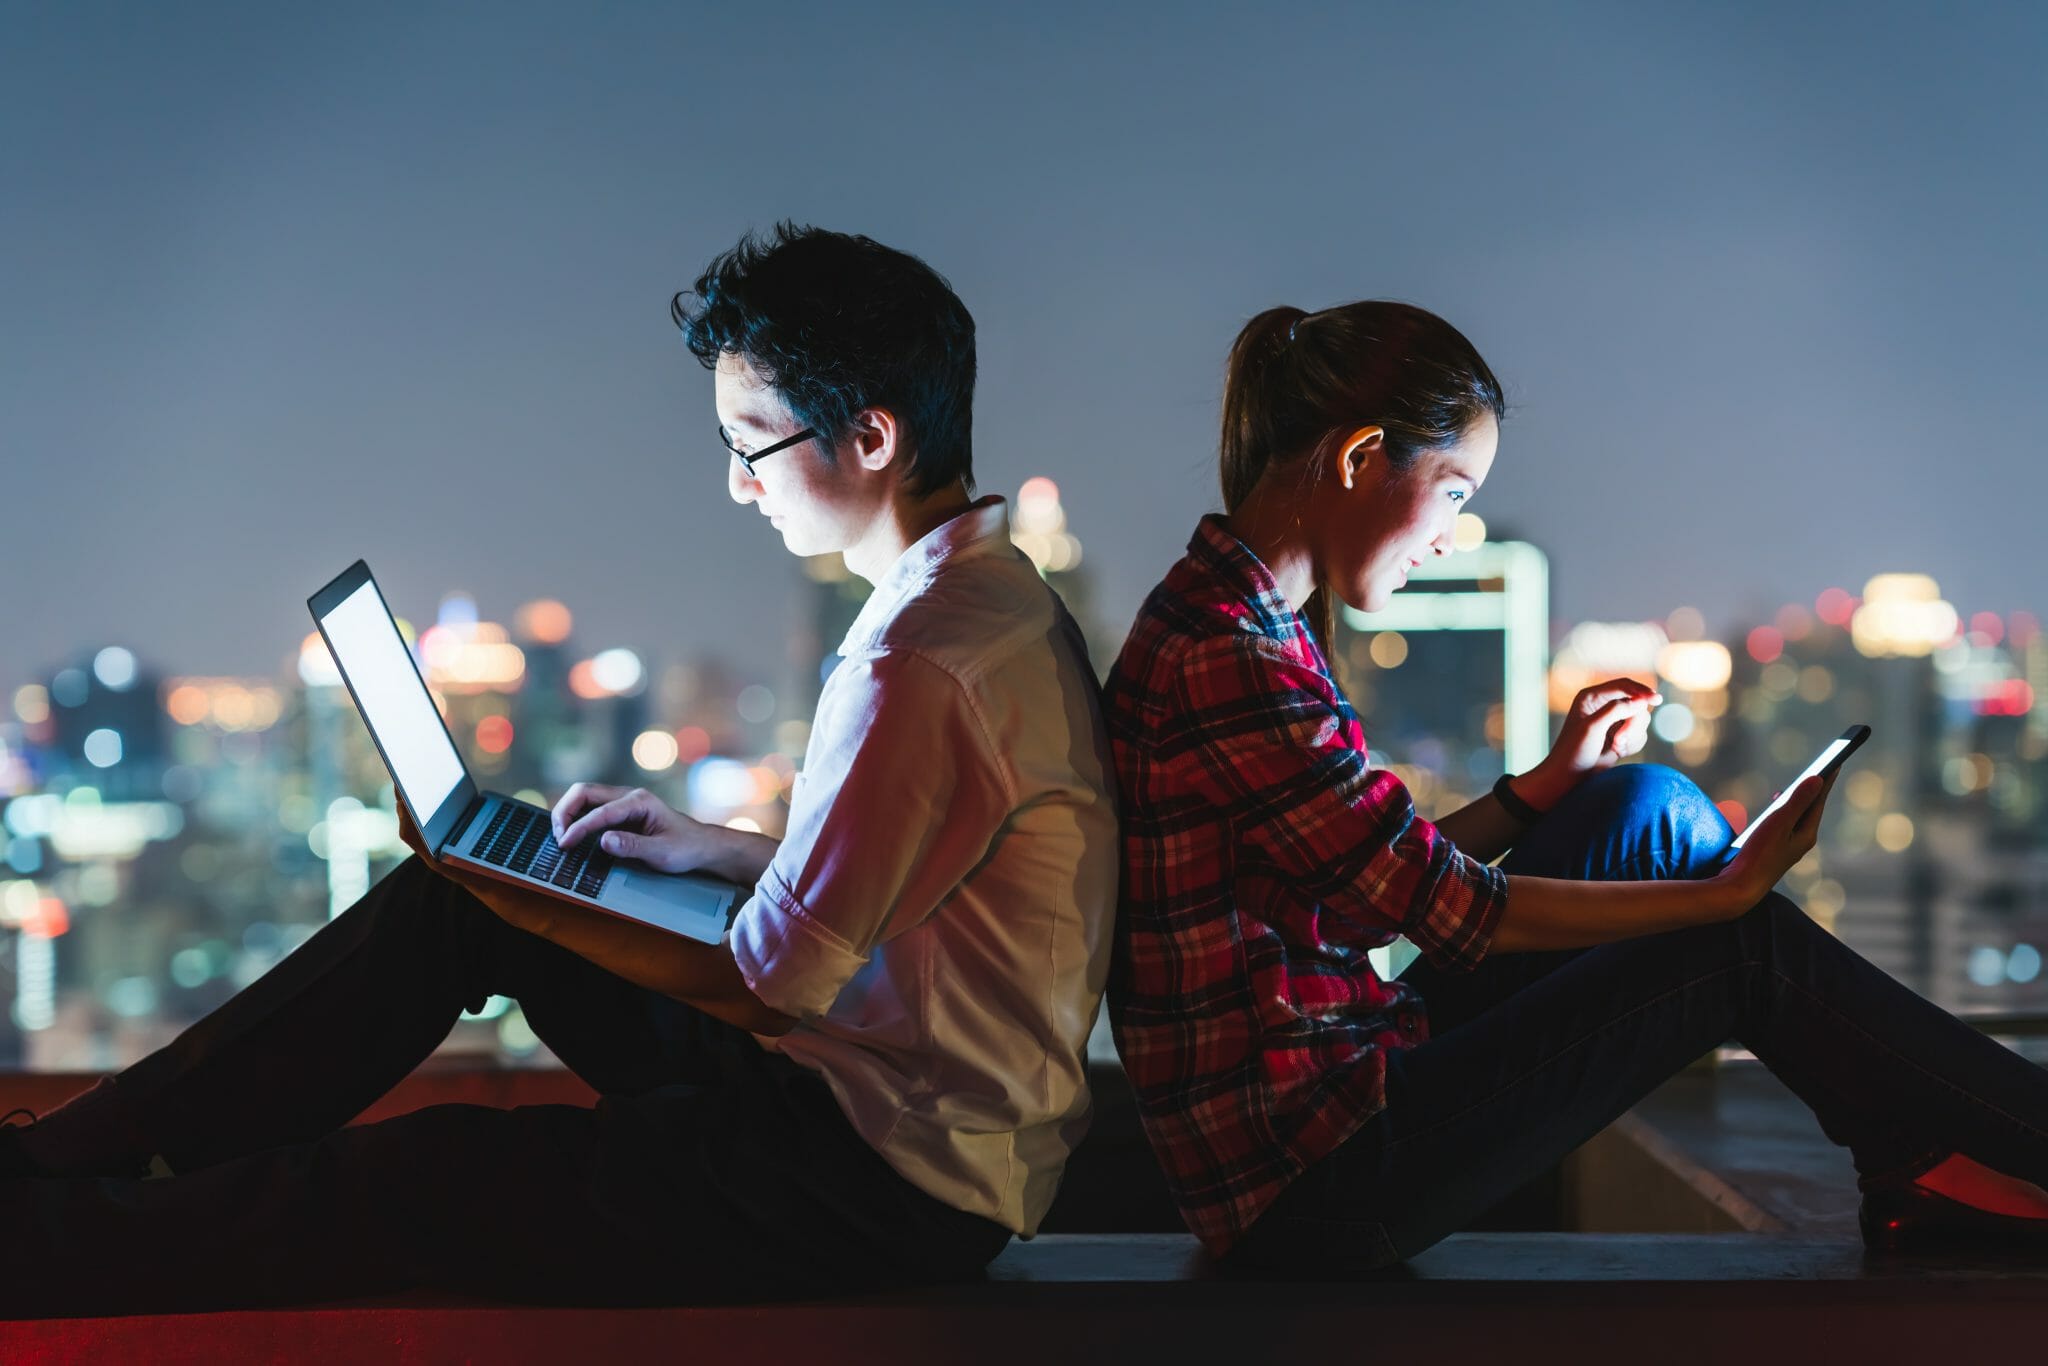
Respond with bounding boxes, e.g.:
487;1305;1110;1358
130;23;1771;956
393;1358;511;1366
728;497;1118;1236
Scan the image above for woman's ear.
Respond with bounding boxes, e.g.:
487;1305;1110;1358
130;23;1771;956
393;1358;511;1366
1336;426;1385;490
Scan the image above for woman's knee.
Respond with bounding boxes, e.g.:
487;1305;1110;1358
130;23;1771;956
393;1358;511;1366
1574;763;1728;844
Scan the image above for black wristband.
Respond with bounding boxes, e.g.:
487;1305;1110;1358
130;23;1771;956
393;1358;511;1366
1492;773;1546;825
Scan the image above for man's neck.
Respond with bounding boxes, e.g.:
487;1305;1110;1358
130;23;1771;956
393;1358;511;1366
844;483;977;583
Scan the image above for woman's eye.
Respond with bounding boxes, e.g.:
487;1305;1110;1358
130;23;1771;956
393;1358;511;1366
1448;490;1467;504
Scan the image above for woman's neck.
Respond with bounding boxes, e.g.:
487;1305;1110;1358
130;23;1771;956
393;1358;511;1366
1225;475;1320;610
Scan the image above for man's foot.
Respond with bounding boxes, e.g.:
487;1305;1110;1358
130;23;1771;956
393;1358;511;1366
0;1109;50;1180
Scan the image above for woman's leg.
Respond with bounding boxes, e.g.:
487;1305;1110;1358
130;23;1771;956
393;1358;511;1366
21;856;738;1178
1245;888;2048;1267
1397;763;1733;1035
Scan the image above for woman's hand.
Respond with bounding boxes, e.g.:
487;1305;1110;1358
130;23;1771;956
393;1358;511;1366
1516;679;1662;808
1711;772;1835;913
551;784;724;874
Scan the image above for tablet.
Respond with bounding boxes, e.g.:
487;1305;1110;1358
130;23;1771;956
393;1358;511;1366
1728;724;1871;850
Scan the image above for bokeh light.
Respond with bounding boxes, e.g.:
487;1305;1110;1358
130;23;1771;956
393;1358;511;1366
82;728;123;768
93;646;138;691
632;729;679;771
515;599;574;645
475;715;515;754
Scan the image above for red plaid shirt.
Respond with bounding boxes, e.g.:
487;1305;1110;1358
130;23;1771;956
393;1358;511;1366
1104;516;1509;1254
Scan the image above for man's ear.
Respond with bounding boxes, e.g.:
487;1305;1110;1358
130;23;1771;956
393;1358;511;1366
1334;425;1385;490
850;408;899;473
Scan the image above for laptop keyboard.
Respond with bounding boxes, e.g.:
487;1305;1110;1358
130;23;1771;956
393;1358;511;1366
469;804;614;899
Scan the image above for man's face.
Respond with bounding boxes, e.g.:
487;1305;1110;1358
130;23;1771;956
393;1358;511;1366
714;353;867;559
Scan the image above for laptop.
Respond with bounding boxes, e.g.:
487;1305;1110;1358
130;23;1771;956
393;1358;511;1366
308;559;741;944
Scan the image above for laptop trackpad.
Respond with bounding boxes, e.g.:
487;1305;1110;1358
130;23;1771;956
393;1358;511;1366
601;868;734;946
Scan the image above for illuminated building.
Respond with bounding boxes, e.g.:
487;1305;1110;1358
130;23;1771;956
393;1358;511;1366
1331;516;1549;976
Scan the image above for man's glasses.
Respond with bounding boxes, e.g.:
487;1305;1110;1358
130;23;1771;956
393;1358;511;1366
718;425;818;479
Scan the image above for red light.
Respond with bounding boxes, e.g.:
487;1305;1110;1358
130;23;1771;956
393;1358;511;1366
1815;588;1856;627
1746;626;1784;664
675;726;711;764
1969;611;2005;646
475;715;515;754
1974;680;2034;718
25;897;69;938
1716;799;1748;833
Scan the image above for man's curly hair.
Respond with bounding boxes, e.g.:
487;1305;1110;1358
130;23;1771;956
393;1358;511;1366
672;222;976;496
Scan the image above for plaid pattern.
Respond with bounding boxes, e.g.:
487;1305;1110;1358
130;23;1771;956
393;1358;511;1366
1104;516;1509;1254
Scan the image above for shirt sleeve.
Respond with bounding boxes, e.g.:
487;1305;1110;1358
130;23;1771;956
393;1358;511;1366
1164;633;1507;972
728;650;1015;1020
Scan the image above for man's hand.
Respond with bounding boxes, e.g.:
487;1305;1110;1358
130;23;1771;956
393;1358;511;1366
1517;678;1663;809
397;803;558;935
552;784;727;874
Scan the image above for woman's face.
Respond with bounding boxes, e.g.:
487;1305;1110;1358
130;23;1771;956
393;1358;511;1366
1325;413;1499;614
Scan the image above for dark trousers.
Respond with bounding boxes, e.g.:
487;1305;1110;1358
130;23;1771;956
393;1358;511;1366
1234;764;2048;1269
1;857;1008;1315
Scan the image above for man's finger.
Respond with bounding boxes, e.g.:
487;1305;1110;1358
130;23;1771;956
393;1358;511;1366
560;793;645;850
552;783;630;838
601;829;646;859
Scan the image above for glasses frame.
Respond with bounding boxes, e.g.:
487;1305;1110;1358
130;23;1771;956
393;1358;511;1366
718;424;819;479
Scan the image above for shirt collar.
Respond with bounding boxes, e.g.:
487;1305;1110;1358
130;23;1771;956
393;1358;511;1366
1184;514;1305;642
840;496;1015;654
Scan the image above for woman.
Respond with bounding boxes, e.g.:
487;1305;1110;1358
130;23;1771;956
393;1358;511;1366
1105;300;2048;1267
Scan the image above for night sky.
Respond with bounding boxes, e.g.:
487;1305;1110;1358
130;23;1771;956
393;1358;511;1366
6;1;2045;701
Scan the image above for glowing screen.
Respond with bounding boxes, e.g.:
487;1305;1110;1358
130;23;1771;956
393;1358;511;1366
1729;737;1851;850
319;581;466;823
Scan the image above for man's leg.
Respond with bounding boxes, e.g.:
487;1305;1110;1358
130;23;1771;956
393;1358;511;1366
22;857;737;1178
0;1052;1008;1316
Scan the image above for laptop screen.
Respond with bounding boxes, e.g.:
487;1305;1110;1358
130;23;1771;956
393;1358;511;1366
316;579;467;823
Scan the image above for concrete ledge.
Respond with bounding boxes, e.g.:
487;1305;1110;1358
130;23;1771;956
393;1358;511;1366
4;1234;2046;1365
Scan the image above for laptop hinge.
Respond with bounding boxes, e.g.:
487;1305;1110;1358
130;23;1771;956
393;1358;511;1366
444;793;489;848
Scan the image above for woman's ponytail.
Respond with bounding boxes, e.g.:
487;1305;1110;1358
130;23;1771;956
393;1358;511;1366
1219;305;1308;515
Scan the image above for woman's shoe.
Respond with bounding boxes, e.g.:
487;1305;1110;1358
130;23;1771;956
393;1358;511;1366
1860;1178;2048;1253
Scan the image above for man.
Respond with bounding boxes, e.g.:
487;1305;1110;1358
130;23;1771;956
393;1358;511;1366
0;224;1117;1313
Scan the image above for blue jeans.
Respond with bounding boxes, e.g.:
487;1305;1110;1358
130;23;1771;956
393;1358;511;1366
1233;764;2048;1269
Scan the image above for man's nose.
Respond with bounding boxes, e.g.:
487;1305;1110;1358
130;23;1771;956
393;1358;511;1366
729;455;762;505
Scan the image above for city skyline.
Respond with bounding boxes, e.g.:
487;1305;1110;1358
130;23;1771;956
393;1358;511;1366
6;2;2047;701
5;512;2041;1070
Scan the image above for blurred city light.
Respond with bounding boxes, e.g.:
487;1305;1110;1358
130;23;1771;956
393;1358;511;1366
632;729;679;771
12;685;50;726
515;599;573;645
93;646;138;691
1657;640;1733;692
1851;573;1959;658
1013;476;1084;574
589;648;645;695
